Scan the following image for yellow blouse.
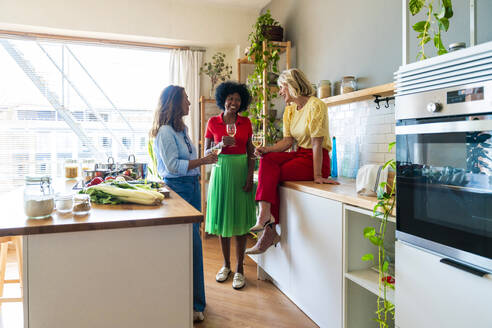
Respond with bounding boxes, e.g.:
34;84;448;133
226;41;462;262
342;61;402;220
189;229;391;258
282;96;332;151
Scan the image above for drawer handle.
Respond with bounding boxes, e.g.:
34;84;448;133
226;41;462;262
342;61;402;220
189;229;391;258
440;258;488;277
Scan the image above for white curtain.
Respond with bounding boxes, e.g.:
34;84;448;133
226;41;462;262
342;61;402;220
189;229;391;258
168;49;203;146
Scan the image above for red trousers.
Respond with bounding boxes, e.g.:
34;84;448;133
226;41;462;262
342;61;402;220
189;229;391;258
255;147;331;223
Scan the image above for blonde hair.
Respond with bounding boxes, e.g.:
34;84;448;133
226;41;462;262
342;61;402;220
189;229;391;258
149;85;186;138
277;68;315;98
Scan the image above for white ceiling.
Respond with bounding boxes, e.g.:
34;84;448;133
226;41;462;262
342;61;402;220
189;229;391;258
177;0;271;10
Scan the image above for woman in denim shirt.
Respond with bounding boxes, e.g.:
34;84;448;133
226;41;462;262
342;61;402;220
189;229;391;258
149;85;217;322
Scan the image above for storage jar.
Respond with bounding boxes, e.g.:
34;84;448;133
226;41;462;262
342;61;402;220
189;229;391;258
65;159;79;179
24;176;54;219
340;76;357;94
317;80;331;99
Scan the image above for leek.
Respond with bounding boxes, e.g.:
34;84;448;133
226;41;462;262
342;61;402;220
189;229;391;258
84;183;164;205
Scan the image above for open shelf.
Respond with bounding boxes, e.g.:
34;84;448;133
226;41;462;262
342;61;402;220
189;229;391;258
321;82;395;107
345;269;395;304
238;41;291;66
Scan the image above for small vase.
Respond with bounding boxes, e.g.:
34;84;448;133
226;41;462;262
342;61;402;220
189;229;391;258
209;87;215;99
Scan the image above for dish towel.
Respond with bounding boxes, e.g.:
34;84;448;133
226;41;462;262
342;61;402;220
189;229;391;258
356;164;389;196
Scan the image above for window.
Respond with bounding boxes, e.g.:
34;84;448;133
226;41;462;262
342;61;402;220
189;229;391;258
0;36;170;192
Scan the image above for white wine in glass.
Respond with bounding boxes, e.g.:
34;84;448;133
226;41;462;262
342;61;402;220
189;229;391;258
226;124;236;137
252;133;264;158
211;142;221;167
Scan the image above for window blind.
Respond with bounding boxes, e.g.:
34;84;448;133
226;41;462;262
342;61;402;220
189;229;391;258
0;36;170;193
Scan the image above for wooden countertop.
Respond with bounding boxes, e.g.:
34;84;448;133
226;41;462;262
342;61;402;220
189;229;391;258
0;182;202;237
282;177;395;215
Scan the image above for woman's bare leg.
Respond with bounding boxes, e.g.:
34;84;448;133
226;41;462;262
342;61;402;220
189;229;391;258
234;234;247;274
219;236;231;268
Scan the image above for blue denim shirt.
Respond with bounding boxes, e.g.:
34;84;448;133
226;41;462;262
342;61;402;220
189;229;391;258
154;125;200;178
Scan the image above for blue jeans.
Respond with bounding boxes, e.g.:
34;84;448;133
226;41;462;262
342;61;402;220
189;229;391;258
164;175;206;312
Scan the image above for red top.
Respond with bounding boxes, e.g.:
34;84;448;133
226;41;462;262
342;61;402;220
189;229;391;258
205;113;252;155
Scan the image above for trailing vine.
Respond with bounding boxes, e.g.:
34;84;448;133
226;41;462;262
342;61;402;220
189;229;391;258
361;142;396;328
244;10;282;144
409;0;453;60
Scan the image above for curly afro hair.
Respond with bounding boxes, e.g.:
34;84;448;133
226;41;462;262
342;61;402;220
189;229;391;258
215;81;251;112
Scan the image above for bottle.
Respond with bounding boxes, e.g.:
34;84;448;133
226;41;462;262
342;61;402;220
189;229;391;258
331;136;338;178
24;176;54;219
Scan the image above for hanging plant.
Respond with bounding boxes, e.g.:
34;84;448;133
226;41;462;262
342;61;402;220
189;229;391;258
244;10;283;144
361;142;396;328
409;0;453;60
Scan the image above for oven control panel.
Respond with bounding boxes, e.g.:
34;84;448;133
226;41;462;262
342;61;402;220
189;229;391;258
447;87;484;104
396;80;491;120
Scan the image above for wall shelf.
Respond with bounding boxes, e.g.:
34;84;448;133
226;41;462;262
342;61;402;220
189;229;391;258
321;82;395;107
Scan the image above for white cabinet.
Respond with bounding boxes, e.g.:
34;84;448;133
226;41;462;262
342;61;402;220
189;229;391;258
251;186;343;328
396;241;492;328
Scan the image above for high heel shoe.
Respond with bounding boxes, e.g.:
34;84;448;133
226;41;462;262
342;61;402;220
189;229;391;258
245;223;280;255
250;216;274;233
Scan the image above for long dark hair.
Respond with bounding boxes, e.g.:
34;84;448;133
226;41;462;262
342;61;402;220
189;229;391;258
149;85;186;137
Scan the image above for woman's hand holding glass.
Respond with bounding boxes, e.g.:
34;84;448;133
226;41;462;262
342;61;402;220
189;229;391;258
221;135;236;147
202;151;218;165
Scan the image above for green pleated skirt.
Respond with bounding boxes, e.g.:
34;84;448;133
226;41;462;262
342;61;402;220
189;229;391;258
205;154;256;237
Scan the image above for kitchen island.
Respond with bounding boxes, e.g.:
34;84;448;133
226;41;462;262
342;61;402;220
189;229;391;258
1;184;202;328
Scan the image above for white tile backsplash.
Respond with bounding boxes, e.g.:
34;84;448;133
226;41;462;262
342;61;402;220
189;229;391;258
329;99;395;178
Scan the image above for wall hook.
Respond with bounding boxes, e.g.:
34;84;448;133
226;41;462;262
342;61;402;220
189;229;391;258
374;95;381;110
373;95;394;110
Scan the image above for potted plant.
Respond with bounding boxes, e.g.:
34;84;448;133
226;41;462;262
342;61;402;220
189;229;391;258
409;0;454;60
200;52;232;98
244;10;283;144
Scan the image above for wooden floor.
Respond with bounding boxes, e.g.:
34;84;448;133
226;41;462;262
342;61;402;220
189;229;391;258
0;236;317;328
196;235;317;328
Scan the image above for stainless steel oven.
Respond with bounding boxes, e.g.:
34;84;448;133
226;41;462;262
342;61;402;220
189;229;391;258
395;42;492;274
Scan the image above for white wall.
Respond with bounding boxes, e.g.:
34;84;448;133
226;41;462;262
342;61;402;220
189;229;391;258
264;0;402;89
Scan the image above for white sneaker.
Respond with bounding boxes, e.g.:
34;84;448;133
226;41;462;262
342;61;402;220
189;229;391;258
232;272;245;289
215;267;231;282
193;311;204;322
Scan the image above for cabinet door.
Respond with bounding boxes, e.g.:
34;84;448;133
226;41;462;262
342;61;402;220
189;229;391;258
396;241;492;328
286;188;343;328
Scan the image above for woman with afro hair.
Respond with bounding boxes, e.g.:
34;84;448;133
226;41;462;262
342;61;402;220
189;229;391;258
204;81;256;290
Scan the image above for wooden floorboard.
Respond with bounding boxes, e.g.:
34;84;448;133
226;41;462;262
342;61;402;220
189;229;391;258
195;235;317;328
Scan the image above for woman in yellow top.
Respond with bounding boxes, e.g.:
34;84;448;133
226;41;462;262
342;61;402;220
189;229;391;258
246;68;339;255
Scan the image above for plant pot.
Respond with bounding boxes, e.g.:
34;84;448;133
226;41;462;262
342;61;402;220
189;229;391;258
262;25;283;41
267;72;279;85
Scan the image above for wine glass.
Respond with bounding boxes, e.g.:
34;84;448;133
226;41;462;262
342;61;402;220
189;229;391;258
211;141;222;167
252;133;264;159
226;124;236;137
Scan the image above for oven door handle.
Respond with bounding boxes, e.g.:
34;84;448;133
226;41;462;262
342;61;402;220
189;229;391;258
396;119;492;135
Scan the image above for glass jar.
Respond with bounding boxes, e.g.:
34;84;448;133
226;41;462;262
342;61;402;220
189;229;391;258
81;159;95;172
340;76;357;94
65;159;79;179
24;176;54;219
73;194;91;216
317;80;331;99
55;193;73;214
